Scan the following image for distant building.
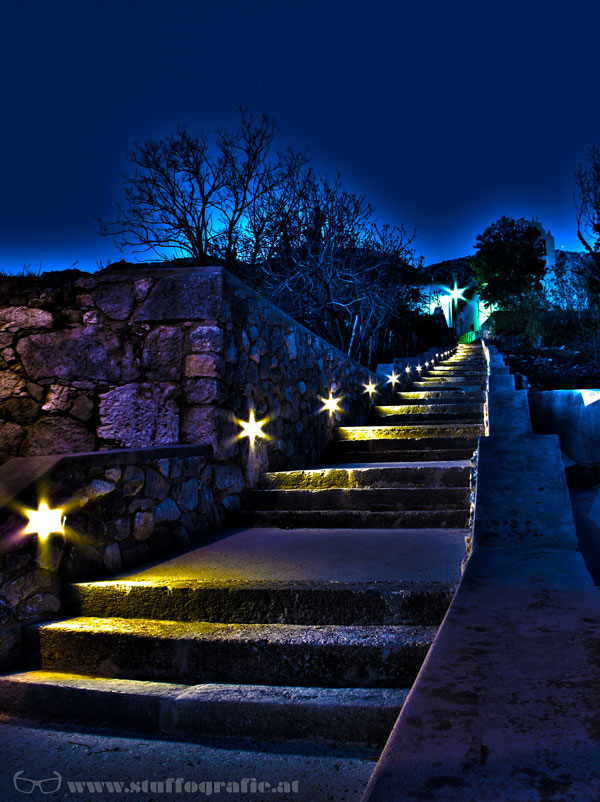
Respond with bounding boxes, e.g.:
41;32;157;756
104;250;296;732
422;220;591;339
419;256;490;339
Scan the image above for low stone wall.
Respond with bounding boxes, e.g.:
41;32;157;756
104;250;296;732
529;389;600;462
0;266;379;485
0;444;237;668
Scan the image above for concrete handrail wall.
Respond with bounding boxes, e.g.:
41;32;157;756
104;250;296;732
529;389;600;463
362;342;600;801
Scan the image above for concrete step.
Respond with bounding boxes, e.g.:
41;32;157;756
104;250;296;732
67;578;457;626
65;525;466;625
24;617;437;688
246;509;470;528
327;438;479;463
337;423;485;440
429;365;487;372
410;382;485;391
371;414;482;424
244;488;470;511
260;464;471;488
395;391;485;404
417;376;486;384
0;670;409;747
382;396;484;415
372;405;482;423
325;448;477;462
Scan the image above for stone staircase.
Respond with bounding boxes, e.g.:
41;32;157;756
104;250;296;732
0;343;487;750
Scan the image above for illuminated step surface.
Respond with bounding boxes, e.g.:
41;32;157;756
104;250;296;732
260;463;471;488
245;488;470;511
409;382;484;390
372;404;483;423
394;390;485;404
337;423;484;440
326;438;478;462
25;617;437;688
0;671;410;748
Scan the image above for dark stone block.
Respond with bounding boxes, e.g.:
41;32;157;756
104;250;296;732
135;272;222;321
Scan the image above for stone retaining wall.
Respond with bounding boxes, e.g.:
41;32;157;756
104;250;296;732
0;266;379;485
0;266;386;670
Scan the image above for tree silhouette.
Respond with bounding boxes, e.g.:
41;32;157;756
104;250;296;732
575;144;600;300
99;107;307;268
471;216;546;309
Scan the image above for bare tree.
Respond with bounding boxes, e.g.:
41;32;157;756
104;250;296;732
243;170;422;364
99;108;307;267
575;144;600;295
100;112;423;366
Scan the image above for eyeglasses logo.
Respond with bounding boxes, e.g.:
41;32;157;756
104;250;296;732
13;771;62;794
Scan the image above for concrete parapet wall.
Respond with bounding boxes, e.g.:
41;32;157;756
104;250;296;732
0;266;378;484
529;389;600;462
362;346;600;801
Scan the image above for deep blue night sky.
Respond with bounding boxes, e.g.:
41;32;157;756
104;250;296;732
1;0;599;273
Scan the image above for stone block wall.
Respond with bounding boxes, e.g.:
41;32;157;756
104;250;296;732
0;266;379;485
0;444;237;668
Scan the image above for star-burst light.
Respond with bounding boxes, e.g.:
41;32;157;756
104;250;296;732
386;371;400;388
417;364;423;373
447;284;467;303
236;409;271;447
23;502;65;542
320;391;343;417
405;365;411;373
363;380;377;397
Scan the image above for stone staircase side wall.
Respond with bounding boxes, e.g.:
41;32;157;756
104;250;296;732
529;389;600;463
0;266;380;485
0;265;384;670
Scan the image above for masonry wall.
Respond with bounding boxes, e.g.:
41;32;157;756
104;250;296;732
0;444;234;667
0;266;383;668
0;266;378;486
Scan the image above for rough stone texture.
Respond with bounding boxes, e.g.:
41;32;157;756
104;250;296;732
16;327;139;383
0;306;53;330
0;267;378;483
135;271;222;321
98;384;179;447
0;372;26;400
93;281;135;320
23;417;96;456
141;326;184;380
0;421;25;460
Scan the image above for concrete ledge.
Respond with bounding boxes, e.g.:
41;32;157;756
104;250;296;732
529;389;600;462
362;545;600;800
489;373;515;391
362;397;600;798
0;445;211;510
487;390;531;435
